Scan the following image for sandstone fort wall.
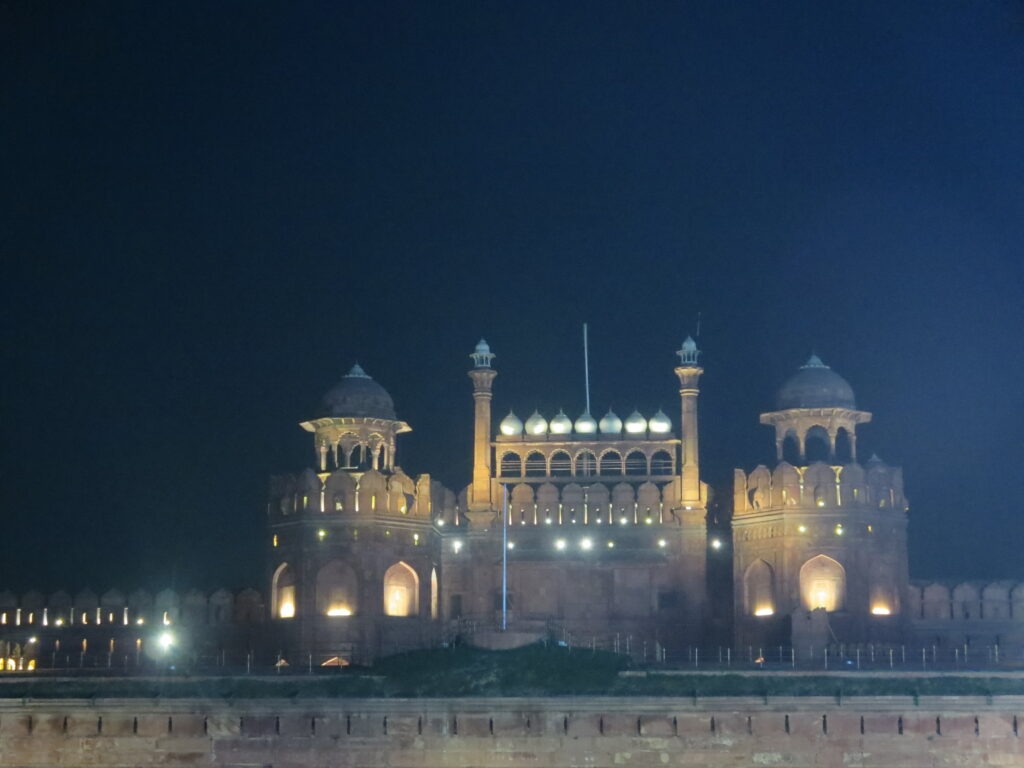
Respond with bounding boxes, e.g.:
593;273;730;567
0;694;1021;767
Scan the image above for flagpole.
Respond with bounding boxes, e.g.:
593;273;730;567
502;484;508;631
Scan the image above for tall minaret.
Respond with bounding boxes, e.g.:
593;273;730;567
467;339;496;517
674;337;704;508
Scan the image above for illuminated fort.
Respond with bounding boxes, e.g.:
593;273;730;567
1;339;1022;668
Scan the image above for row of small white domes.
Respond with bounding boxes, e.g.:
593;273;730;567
500;409;672;436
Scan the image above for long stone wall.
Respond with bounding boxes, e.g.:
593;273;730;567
0;694;1021;767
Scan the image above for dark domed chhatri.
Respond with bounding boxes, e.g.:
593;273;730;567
322;364;397;419
776;355;856;410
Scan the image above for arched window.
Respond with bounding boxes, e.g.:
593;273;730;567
624;451;648;476
799;555;846;612
272;563;296;619
782;431;801;465
804;426;830;463
575;451;597;477
525;452;547;477
650;450;673;475
500;452;522;477
316;561;358;616
599;451;622;476
744;560;775;616
383;562;419;617
834;427;853;463
549;451;572;477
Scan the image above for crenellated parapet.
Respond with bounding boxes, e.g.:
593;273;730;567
267;467;456;522
733;459;908;515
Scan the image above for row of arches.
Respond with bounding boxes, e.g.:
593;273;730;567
312;428;399;473
778;426;857;464
499;449;675;478
504;480;679;525
271;561;439;620
742;555;899;617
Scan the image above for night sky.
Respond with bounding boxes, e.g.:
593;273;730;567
3;2;1023;594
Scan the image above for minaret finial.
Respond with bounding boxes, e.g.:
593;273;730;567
470;338;495;368
676;336;700;365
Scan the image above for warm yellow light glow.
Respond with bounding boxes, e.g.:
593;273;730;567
711;538;722;550
658;539;667;548
326;606;352;617
580;538;592;550
555;539;566;551
272;535;278;547
55;618;64;627
754;607;775;617
607;541;615;548
279;601;296;619
871;606;892;616
317;529;327;541
619;517;628;525
162;611;171;626
413;533;419;543
452;539;463;553
797;525;807;533
834;524;844;536
816;499;826;507
27;659;35;671
136;618;145;626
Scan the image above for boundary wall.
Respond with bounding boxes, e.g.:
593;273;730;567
0;695;1021;767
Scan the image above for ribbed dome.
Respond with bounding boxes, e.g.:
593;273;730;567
648;409;672;433
777;355;856;410
574;411;598;434
599;409;622;434
549;410;573;435
624;410;648;434
524;411;548;435
499;410;523;436
322;364;396;419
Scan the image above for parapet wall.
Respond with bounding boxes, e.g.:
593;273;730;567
0;694;1022;767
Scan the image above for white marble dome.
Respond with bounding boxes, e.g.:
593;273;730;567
524;410;548;435
499;410;523;436
624;410;648;434
574;411;598;434
599;409;622;434
648;409;672;433
549;410;573;434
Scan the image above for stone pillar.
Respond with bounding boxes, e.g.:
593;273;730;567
467;340;497;526
674;338;704;508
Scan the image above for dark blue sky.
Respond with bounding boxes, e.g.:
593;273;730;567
2;2;1022;591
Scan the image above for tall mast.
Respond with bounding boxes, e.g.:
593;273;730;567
583;322;591;414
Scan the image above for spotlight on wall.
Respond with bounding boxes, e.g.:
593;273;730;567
555;539;567;551
580;538;593;551
158;632;175;652
711;538;723;550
